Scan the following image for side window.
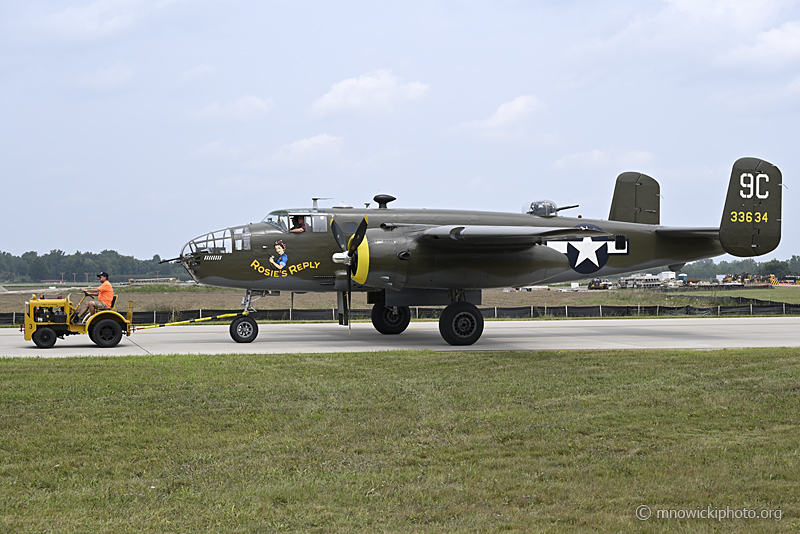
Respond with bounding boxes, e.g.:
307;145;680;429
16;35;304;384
311;215;328;232
233;227;251;251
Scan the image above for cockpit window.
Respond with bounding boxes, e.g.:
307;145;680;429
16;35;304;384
264;209;328;233
263;211;289;232
183;228;233;255
233;226;251;250
527;200;558;217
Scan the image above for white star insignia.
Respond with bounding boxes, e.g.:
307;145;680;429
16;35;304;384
570;237;606;267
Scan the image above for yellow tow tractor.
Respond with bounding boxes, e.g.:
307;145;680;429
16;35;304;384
21;292;133;348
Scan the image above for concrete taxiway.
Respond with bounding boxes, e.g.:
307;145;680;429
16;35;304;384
2;316;798;357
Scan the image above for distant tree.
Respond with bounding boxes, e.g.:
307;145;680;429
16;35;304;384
759;259;791;279
789;255;800;276
27;257;49;282
682;259;717;280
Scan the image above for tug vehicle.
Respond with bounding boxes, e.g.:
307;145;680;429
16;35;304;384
22;292;132;348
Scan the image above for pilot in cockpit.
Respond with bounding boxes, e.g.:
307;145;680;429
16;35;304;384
290;215;306;233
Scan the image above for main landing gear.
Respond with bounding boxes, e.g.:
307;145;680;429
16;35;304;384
438;301;484;346
370;304;411;335
370;299;484;346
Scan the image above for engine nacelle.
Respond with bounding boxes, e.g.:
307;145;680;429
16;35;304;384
351;228;415;290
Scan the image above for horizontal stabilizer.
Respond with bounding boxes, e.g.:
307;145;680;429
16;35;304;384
655;228;720;240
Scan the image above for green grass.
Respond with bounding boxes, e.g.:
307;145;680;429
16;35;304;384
1;349;798;533
672;287;800;305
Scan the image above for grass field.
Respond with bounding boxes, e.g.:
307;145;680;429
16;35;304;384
1;349;798;533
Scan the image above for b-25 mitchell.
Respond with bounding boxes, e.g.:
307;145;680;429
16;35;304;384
174;157;782;345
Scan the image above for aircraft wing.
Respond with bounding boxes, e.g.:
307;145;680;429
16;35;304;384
655;227;720;239
421;225;612;246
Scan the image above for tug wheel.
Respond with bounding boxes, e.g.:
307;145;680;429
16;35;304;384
33;327;57;349
92;319;123;348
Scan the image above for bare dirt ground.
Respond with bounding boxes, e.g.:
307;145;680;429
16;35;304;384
0;286;742;313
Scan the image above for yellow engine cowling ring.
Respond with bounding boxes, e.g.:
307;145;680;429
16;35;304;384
349;237;370;285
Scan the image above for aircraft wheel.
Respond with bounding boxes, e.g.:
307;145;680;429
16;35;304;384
33;327;57;348
439;301;484;346
92;319;123;348
230;316;258;343
371;304;411;335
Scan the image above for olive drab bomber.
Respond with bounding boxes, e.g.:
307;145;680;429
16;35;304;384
173;157;783;346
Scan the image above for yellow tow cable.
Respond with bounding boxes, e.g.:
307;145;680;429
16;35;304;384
135;313;243;331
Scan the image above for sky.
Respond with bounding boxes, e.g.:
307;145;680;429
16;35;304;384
2;0;799;261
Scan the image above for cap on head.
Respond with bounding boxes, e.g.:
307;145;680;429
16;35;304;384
97;272;109;279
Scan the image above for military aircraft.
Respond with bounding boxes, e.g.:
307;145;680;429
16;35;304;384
171;157;782;346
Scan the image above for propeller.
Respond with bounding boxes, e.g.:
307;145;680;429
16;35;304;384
330;217;368;332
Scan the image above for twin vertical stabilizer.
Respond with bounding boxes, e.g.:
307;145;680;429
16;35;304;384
719;158;782;257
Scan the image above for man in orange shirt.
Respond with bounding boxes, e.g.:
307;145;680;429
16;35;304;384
74;272;114;321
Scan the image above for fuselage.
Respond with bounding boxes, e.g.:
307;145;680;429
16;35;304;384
179;206;723;292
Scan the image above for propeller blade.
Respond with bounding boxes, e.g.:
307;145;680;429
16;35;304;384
348;217;369;254
330;219;347;252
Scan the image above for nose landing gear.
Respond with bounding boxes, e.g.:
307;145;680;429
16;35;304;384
230;315;258;343
229;289;274;343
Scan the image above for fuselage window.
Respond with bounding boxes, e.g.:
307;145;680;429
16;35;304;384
311;215;328;232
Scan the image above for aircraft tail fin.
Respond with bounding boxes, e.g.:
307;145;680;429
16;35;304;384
719;157;782;257
608;172;660;224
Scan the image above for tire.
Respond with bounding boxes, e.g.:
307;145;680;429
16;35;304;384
371;304;411;335
439;301;484;346
33;327;57;348
92;319;123;348
230;316;258;343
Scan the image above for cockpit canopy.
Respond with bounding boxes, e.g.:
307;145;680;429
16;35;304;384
527;200;558;217
262;209;329;233
181;226;251;257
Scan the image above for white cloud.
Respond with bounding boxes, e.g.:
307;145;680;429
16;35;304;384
552;149;654;171
722;20;800;68
192;95;273;121
664;0;791;31
81;64;135;90
37;0;182;40
311;70;429;117
181;63;215;80
457;95;545;138
274;134;344;161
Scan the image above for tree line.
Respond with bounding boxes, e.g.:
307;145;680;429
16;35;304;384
677;256;800;280
2;249;798;285
0;250;187;284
